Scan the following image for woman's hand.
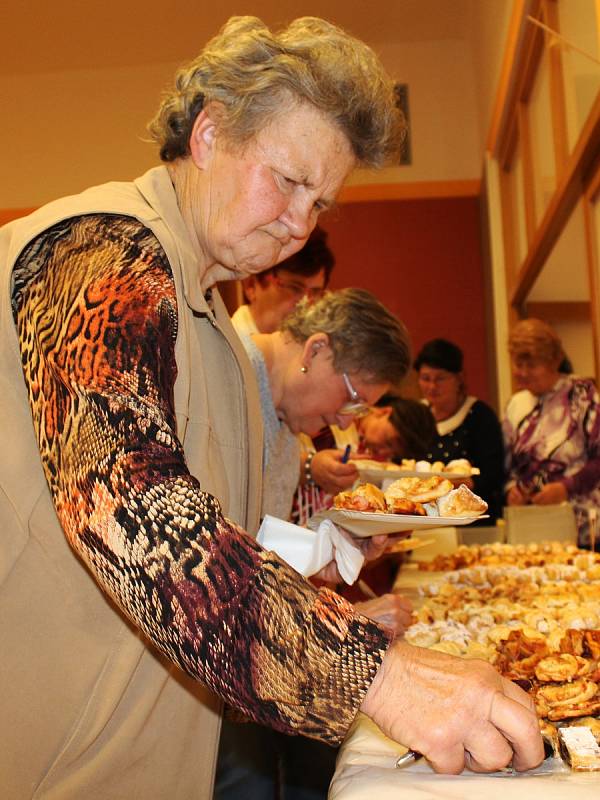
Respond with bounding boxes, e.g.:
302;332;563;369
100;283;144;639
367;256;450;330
506;484;528;505
531;481;568;505
309;449;358;495
361;640;544;774
355;593;413;637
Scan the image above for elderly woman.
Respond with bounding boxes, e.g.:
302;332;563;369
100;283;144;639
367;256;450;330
0;16;541;798
504;318;600;546
414;338;505;522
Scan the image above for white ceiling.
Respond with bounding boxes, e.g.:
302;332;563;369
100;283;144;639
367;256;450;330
1;0;473;76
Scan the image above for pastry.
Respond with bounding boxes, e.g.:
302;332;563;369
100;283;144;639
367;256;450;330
436;484;487;517
385;475;453;504
333;483;386;512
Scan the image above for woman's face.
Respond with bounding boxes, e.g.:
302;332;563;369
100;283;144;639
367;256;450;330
417;365;462;415
278;341;389;437
193;103;355;278
511;355;560;396
357;410;402;461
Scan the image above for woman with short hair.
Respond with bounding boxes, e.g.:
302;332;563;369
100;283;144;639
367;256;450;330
414;338;505;522
504;318;600;546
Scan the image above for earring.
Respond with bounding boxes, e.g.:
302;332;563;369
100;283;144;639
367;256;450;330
300;366;308;374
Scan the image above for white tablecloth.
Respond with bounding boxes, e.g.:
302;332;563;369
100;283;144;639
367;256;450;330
330;714;600;799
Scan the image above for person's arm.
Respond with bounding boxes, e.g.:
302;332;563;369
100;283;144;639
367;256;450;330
12;215;390;744
501;403;525;503
557;380;600;498
305;448;358;494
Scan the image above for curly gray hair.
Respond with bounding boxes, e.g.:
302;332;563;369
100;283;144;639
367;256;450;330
148;16;404;168
280;288;411;387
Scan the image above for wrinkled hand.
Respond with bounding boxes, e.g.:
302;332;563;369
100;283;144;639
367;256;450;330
361;640;543;774
310;449;358;495
531;481;567;505
506;484;528;505
355;593;413;637
359;534;390;562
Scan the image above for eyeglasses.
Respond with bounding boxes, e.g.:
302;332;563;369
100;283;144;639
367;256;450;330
272;275;325;302
339;373;370;417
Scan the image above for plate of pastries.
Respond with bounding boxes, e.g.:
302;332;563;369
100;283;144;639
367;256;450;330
352;457;480;484
318;476;488;536
404;541;600;771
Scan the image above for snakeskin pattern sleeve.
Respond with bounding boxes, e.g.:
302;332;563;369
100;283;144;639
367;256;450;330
11;214;391;743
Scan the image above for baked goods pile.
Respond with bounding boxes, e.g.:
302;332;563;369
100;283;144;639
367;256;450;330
417;540;600;572
351;458;403;471
403;541;600;755
351;457;480;476
333;478;488;518
400;457;480;476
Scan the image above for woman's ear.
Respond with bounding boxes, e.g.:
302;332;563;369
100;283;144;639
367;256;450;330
300;332;330;369
189;102;223;169
308;332;330;358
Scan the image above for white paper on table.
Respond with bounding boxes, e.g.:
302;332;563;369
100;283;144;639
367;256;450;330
256;514;364;584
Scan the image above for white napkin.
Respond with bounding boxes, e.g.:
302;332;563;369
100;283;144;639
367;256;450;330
257;514;365;584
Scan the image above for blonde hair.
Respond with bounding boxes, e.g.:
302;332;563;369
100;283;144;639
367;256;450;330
508;318;564;365
281;288;411;386
148;16;404;167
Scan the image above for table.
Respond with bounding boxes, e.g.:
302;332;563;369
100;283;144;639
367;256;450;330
329;562;600;798
330;714;599;799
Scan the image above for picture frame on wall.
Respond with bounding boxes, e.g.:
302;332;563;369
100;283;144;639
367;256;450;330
394;83;412;166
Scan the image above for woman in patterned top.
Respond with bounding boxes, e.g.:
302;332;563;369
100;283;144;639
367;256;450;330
0;16;542;799
504;318;600;547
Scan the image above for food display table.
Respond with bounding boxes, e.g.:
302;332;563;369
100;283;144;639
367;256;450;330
330;549;600;799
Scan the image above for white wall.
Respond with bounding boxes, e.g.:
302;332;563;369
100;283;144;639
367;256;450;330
0;62;176;208
347;38;483;186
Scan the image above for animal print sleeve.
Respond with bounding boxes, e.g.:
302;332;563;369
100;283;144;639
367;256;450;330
12;214;391;743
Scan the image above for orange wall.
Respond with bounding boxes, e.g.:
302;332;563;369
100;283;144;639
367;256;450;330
321;196;492;404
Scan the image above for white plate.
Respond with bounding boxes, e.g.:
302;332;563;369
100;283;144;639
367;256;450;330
353;463;478;483
310;508;489;537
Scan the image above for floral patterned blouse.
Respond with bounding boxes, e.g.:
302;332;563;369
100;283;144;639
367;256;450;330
503;375;600;544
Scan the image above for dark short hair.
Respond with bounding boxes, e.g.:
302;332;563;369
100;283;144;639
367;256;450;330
413;338;463;374
375;394;437;461
257;226;335;286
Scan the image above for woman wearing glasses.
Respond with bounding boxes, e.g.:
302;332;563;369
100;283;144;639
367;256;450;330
232;225;333;337
218;287;414;800
414;338;505;522
242;288;409;522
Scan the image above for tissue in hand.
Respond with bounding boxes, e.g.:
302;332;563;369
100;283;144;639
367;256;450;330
256;515;364;585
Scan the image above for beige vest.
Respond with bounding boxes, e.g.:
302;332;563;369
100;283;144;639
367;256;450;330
0;167;263;799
